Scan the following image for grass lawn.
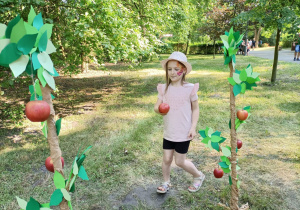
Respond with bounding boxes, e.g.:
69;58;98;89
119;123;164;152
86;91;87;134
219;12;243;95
0;54;299;209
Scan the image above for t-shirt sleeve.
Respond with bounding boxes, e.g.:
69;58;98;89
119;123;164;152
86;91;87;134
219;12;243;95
190;83;199;102
157;84;164;100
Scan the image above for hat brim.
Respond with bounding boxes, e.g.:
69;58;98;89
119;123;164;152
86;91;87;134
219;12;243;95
160;59;192;74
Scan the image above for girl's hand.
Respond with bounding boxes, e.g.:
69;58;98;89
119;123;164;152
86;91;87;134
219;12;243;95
188;128;197;140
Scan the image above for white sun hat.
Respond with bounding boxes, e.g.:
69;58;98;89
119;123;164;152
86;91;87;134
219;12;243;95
160;51;192;74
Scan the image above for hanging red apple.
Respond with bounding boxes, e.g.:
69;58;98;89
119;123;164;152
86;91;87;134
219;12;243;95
213;168;224;178
237;109;248;121
237;139;243;149
25;100;50;122
45;156;64;173
25;101;50;122
159;103;170;114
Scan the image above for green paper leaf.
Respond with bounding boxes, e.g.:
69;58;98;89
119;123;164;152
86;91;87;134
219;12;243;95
69;175;76;191
199;130;206;138
17;34;38;55
221;146;231;157
220;156;227;162
50;189;63;206
211;135;222;142
61;188;71;201
0;43;22;65
243;106;251;111
35;24;54;46
229;119;231;129
68;201;73;210
30;47;37;54
236;34;244;46
228;48;238;56
38;52;54;74
43;70;56;90
245;66;252;76
233;73;241;84
239;69;248;82
219;161;229;168
222;167;231;173
233;31;240;41
241;83;246;94
50;67;60;77
219;137;226;144
251;72;260;78
246;77;256;84
220;35;229;49
77;154;86;167
56;118;62;136
233;84;241;96
46;40;56;54
207;140;213;151
0;39;10;53
38;31;48;52
28;6;36;25
33;13;43;30
73;161;79;175
26;197;40;210
34;79;42;96
207;127;213;137
228;77;236;86
54;171;66;189
225;31;229;36
224;56;231;65
10;19;27;44
5;15;20;38
41;203;50;208
0;24;7;38
24;22;38;34
32;52;41;70
9;55;29;78
211;141;220;152
38;67;47;87
41;120;47;137
212;131;221;136
80;145;92;156
229;175;232;185
78;166;89;180
16;196;27;209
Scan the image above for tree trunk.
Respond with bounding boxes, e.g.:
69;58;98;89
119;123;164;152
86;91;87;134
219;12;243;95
254;26;262;48
271;28;281;83
213;39;216;59
41;85;69;210
185;39;189;55
229;61;239;210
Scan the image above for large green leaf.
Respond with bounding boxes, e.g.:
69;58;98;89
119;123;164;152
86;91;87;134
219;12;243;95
0;43;22;65
10;18;27;44
228;77;236;86
54;171;66;189
16;196;27;209
239;69;248;82
233;84;242;96
56;118;62;136
5;14;20;38
17;33;38;55
28;6;37;25
26;197;40;210
211;141;220;152
220;35;229;49
50;189;63;206
78;166;89;180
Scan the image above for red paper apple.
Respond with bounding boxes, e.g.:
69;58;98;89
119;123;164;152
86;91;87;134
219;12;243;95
213;168;224;178
25;100;50;122
159;103;170;114
45;156;64;172
237;139;243;149
237;110;248;121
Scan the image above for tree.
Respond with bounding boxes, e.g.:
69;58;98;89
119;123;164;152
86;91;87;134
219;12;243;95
246;0;300;83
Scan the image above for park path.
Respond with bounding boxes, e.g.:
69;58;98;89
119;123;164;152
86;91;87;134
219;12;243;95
248;47;299;63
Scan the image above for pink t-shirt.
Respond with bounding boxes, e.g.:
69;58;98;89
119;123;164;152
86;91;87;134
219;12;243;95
157;83;199;142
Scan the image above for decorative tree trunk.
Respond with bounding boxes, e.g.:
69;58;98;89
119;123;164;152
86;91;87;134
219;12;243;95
254;26;262;48
41;85;69;210
229;61;239;210
271;28;281;83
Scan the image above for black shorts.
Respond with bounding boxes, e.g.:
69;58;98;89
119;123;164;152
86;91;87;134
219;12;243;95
163;138;191;154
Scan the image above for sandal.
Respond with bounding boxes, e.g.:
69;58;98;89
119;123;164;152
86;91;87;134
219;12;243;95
188;172;205;192
157;182;170;194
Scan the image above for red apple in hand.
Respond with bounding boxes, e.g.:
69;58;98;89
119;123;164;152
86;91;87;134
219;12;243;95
159;103;170;114
25;100;50;122
237;139;243;149
213;168;224;178
45;156;64;172
237;110;248;121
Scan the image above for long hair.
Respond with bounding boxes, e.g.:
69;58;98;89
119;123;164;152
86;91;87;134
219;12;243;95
165;61;186;93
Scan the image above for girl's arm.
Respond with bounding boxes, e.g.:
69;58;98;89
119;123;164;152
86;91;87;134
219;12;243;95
154;98;167;115
188;99;199;139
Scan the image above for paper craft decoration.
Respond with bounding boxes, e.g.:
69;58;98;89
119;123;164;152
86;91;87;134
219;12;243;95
0;6;58;90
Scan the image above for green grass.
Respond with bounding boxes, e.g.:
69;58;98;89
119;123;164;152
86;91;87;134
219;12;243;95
0;54;299;209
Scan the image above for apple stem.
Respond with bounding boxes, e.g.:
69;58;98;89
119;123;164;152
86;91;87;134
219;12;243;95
30;55;37;100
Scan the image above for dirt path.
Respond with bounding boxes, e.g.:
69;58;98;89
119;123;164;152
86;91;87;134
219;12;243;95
248;47;299;63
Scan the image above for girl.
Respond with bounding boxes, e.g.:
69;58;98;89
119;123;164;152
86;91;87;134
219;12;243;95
154;51;205;193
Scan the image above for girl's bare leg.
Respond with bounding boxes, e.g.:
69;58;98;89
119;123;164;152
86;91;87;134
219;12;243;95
158;149;174;191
